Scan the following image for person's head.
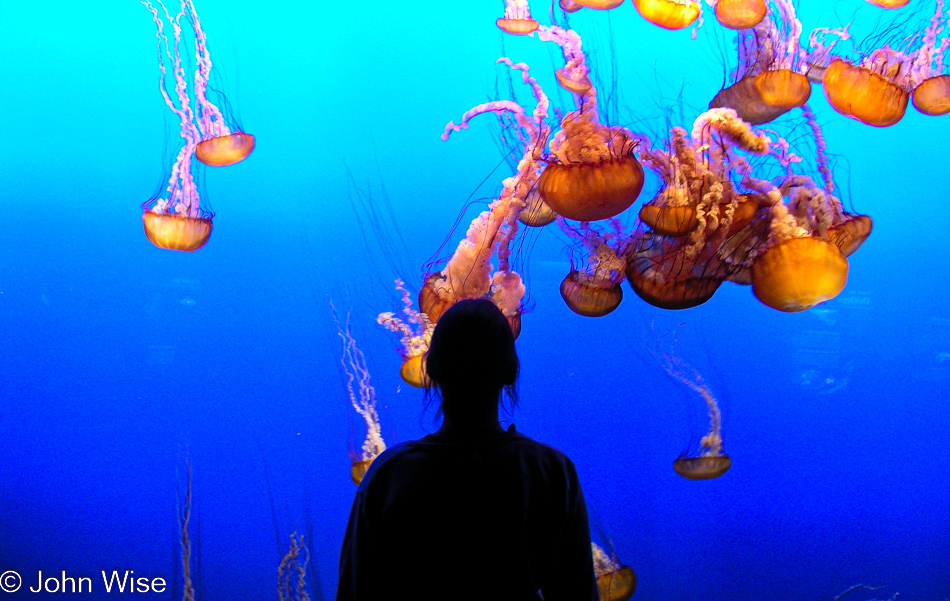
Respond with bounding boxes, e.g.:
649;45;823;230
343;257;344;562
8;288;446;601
425;298;519;412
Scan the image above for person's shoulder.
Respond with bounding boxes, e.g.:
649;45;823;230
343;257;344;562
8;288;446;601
504;428;577;467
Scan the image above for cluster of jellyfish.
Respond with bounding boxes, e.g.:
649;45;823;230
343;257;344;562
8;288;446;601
141;0;255;252
334;0;947;597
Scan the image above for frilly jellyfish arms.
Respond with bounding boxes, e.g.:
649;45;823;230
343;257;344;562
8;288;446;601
424;57;550;328
648;331;730;480
332;304;386;486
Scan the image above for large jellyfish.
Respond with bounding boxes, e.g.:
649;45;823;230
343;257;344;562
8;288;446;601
592;543;637;601
651;337;731;480
631;0;702;30
334;309;386;485
536;26;646;223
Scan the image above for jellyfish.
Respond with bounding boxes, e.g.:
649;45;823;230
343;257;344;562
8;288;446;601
558;220;627;317
519;186;558;227
496;0;539;35
560;0;584;12
821;3;949;126
710;0;833;125
377;280;434;389
625;109;771;309
536;27;646;223
142;0;213;252
866;0;910;7
592;543;637;601
334;307;386;485
711;0;767;30
651;337;731;481
909;0;950;116
173;0;255;166
573;0;625;9
422;56;550;329
631;0;701;30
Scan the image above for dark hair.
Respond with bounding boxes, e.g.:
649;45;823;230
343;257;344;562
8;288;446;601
425;298;519;408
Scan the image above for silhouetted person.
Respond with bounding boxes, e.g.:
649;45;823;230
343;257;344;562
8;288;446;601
337;299;597;601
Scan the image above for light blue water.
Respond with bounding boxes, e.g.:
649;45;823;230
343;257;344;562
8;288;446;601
0;1;948;600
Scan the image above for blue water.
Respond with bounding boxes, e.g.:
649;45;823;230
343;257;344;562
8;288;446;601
1;1;948;600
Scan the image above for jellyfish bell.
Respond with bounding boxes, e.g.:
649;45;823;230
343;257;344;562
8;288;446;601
539;153;645;222
560;270;623;317
866;0;910;6
142;210;213;252
625;233;723;309
827;214;872;257
574;0;625;8
519;187;558;227
710;70;811;125
713;0;767;30
638;203;698;237
822;58;909;127
350;458;374;485
555;68;593;95
399;354;429;388
195;132;256;167
631;0;701;30
752;236;849;312
912;75;950;116
673;454;731;480
597;565;637;601
418;273;456;325
560;0;584;11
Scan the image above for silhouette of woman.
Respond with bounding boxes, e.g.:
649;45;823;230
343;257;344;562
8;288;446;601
337;298;597;601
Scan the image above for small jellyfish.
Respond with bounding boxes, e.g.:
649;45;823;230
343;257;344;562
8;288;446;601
592;543;637;601
334;306;386;485
377;280;434;389
496;0;540;35
752;235;848;313
651;337;731;481
519;187;558;227
631;0;701;30
558;221;627;317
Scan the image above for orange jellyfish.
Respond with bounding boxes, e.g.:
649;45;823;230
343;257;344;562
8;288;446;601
631;0;701;30
652;335;730;480
574;0;625;9
519;187;558;227
866;0;910;7
333;307;387;486
536;28;645;223
171;0;255;166
626;109;771;309
819;2;950;130
710;0;818;125
592;543;637;601
558;221;627;317
910;0;950;116
560;0;584;11
378;280;434;389
143;0;213;252
496;0;540;35
712;0;767;30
